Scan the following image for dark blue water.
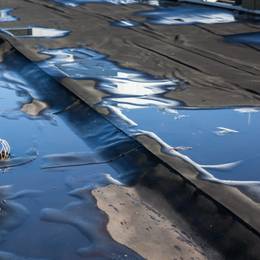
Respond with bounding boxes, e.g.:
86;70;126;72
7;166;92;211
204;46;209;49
138;5;235;25
0;49;144;259
123;107;260;181
0;8;17;22
225;32;260;45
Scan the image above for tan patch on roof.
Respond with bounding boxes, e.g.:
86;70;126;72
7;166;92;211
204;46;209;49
21;99;48;116
93;184;206;260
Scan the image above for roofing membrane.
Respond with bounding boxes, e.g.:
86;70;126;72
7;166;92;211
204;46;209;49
1;0;260;258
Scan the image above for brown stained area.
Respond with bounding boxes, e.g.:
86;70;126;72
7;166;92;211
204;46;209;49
21;99;48;116
92;184;208;260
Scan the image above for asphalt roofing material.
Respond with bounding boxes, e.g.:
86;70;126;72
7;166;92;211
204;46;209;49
1;0;260;258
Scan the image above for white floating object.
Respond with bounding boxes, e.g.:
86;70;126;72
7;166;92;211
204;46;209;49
0;139;10;160
214;127;239;136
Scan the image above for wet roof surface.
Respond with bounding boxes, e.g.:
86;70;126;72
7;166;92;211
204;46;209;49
0;49;144;259
39;47;181;108
52;0;138;6
37;46;260;183
1;0;260;257
138;5;236;25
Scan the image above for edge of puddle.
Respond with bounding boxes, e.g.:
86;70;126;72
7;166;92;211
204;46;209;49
1;31;260;246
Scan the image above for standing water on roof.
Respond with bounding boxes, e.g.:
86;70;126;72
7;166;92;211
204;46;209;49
138;4;236;25
225;32;260;45
38;47;260;184
0;48;144;259
0;8;17;22
122;107;260;182
39;48;182;109
52;0;138;6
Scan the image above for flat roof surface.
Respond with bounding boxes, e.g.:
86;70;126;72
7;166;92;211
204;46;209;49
1;0;260;258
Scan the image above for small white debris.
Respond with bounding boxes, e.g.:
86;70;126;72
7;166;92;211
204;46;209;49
105;174;123;186
214;127;238;136
171;146;192;151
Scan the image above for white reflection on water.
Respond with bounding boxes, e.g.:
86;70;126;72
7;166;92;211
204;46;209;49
112;19;139;27
38;47;260;185
53;0;137;6
214;127;239;136
39;48;182;109
234;107;260;125
139;5;235;25
0;8;17;22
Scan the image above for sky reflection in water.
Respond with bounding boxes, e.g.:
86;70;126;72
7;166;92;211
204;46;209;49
39;48;181;109
52;0;138;6
39;47;260;183
123;107;260;181
0;8;17;22
2;27;69;38
138;5;235;25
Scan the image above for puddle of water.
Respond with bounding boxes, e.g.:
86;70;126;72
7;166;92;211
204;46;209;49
52;0;138;6
138;4;236;25
0;49;144;259
1;27;69;38
0;251;47;259
225;32;260;45
39;47;183;109
112;19;139;27
51;0;162;6
0;8;17;22
120;107;260;182
38;46;260;184
0;85;30;114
